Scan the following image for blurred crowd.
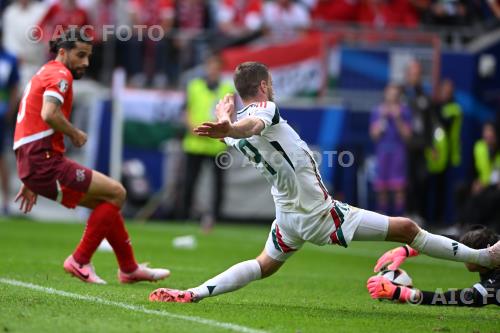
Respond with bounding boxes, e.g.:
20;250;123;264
370;60;500;232
1;0;499;88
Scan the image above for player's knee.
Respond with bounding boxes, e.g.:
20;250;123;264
398;217;420;242
256;254;283;278
109;181;126;208
259;262;278;278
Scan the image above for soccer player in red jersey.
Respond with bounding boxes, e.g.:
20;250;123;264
13;28;170;284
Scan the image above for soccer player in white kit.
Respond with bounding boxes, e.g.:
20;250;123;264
149;62;500;303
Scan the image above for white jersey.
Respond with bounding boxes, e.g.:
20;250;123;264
225;101;332;213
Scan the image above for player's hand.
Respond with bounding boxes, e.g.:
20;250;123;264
14;185;37;214
374;245;419;272
367;275;419;303
71;129;87;147
194;120;232;139
367;275;398;300
215;94;235;122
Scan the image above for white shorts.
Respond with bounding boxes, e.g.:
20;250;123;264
264;200;389;262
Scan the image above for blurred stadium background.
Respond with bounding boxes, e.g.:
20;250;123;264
0;0;499;236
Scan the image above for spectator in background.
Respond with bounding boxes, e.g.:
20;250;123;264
437;79;462;170
83;0;117;82
38;0;91;41
428;78;462;224
486;0;500;19
402;60;433;224
0;32;20;215
262;0;311;43
422;0;475;25
298;0;318;9
461;122;500;231
311;0;359;25
357;0;419;28
178;53;234;232
409;0;433;20
0;0;10;12
370;84;412;216
472;122;499;197
127;0;174;87
216;0;264;48
171;0;214;85
2;0;48;91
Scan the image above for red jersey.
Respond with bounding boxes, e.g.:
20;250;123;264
13;60;73;154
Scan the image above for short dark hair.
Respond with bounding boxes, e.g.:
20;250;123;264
49;27;92;54
233;62;269;100
460;225;499;250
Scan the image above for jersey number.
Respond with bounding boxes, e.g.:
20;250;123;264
237;139;276;175
17;80;32;124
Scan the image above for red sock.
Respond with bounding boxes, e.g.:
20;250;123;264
73;202;113;265
105;204;138;273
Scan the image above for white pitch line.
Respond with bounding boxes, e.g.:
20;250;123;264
0;278;267;333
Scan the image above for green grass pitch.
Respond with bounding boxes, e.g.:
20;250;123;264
0;218;498;333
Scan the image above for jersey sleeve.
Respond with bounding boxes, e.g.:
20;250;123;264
253;101;279;128
224;137;239;147
43;68;72;104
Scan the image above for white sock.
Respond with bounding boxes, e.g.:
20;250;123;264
410;230;491;267
188;259;262;300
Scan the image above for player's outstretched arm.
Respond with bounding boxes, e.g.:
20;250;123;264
195;94;266;139
194;117;265;139
227;117;265;138
41;96;87;147
374;245;419;272
368;276;497;307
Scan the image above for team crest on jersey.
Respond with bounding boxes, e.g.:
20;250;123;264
76;169;86;182
58;79;69;93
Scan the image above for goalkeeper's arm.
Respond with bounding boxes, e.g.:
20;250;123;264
418;286;499;307
368;277;499;306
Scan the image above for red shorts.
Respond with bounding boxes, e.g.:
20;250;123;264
16;145;92;209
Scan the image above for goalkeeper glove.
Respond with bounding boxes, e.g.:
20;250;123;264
366;276;420;303
374;245;418;272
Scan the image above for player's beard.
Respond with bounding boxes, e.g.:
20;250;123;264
70;67;86;80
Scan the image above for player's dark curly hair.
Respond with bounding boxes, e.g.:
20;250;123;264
234;62;270;100
49;27;92;54
460;225;499;250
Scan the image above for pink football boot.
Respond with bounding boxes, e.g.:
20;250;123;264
63;255;107;284
118;263;170;283
149;288;196;303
